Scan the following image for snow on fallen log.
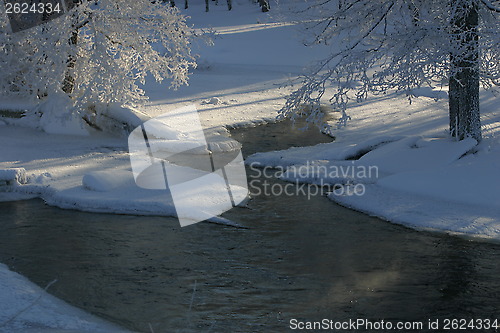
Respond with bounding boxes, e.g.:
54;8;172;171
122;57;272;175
92;103;152;137
0;168;28;185
82;170;134;192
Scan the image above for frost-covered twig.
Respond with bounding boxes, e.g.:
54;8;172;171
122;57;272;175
188;279;197;312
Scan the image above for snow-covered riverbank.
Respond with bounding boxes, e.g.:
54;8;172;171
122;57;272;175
0;1;499;331
247;90;500;239
243;79;499;241
0;264;127;332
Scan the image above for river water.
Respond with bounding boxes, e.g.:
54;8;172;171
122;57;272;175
0;121;499;332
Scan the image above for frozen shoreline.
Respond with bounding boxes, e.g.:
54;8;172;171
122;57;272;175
246;128;500;241
0;265;127;333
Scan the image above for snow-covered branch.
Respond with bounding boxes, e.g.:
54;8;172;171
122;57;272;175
278;0;500;139
0;0;196;117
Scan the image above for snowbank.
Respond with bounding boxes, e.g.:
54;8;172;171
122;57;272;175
0;263;127;332
247;134;500;240
0;168;27;184
0;125;245;228
376;145;500;209
37;93;91;137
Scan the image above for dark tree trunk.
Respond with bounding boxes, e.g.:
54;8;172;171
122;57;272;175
448;0;481;141
227;0;232;11
61;4;88;95
205;0;209;12
185;0;188;9
161;0;176;6
258;0;269;12
170;0;175;7
62;29;78;94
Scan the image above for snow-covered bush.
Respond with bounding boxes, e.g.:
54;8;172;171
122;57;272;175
0;0;196;126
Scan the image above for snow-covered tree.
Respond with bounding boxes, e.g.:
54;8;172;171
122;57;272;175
0;0;196;127
279;0;500;141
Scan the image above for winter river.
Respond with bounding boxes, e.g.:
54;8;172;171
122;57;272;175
0;121;500;332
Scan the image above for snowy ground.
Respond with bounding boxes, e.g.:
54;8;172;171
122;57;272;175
0;265;127;332
0;0;499;331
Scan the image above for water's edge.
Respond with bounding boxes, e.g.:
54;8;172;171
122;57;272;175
0;121;499;332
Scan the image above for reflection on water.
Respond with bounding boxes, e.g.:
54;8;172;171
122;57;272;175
0;120;499;332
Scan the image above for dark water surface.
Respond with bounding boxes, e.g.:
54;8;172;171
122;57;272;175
0;120;499;332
